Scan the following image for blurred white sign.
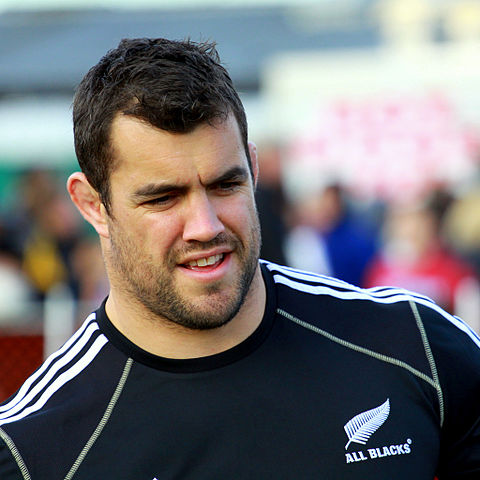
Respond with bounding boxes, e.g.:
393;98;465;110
287;92;479;201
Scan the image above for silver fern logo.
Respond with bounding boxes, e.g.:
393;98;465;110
344;398;390;450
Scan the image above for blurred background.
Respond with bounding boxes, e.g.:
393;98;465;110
1;0;480;400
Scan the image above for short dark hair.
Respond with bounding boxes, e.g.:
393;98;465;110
73;37;250;212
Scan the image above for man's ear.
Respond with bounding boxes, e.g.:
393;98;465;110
248;141;259;188
67;172;110;239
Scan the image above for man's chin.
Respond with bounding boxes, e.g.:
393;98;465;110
171;294;241;330
162;307;236;331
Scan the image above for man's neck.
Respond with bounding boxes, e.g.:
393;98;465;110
105;266;266;359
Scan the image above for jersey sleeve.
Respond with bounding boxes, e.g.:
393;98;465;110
0;431;27;480
416;301;480;479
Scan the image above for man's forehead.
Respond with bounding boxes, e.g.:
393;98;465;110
110;111;241;138
108;113;247;185
110;113;243;156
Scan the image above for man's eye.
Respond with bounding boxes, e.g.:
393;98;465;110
145;195;174;206
218;181;240;191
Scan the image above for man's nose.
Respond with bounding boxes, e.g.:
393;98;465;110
182;193;225;243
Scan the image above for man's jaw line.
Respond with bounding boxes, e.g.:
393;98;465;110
105;260;264;358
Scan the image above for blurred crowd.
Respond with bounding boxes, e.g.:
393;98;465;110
1;147;480;333
0;168;108;326
256;142;480;333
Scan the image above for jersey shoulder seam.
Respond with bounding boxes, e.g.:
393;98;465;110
408;300;444;427
0;427;31;480
277;307;443;409
64;357;133;480
265;261;480;350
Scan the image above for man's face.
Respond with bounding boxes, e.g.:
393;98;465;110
103;114;261;330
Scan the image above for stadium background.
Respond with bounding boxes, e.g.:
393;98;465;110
1;0;480;401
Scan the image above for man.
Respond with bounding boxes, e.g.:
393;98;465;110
0;37;479;480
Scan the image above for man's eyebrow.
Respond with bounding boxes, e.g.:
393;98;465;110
210;166;249;185
131;183;186;200
130;166;249;201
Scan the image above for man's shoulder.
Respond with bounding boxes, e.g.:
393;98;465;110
262;260;425;318
262;260;480;370
0;310;129;478
0;310;129;418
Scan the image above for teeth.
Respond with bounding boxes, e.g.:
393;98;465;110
187;254;222;268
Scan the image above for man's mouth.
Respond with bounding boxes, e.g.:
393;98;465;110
185;253;224;269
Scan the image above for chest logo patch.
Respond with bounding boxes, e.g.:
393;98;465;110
344;398;390;450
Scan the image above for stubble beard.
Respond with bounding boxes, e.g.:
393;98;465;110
105;217;261;331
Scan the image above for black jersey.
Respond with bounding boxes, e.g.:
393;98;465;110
1;261;479;479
